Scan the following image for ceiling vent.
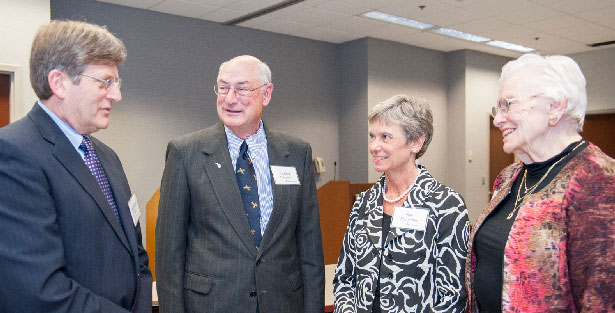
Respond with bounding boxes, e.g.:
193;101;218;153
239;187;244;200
588;40;615;48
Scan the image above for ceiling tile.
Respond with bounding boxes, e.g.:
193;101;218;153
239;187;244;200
419;8;495;27
494;5;566;25
314;0;372;16
97;0;163;9
198;8;245;23
379;0;455;20
97;0;613;58
577;6;615;30
321;15;386;34
530;0;614;14
510;32;589;55
224;0;284;13
149;0;217;18
525;15;592;32
480;24;538;43
258;3;310;19
459;0;539;16
283;7;348;27
184;0;235;6
335;0;390;11
453;17;513;34
554;24;615;45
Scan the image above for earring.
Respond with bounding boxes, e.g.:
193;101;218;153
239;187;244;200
549;114;557;123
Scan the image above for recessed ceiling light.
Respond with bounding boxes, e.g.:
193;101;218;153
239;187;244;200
431;27;490;43
486;40;535;52
361;11;434;30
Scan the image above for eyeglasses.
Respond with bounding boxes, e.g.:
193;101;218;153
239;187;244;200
79;74;122;90
214;83;267;98
491;94;539;117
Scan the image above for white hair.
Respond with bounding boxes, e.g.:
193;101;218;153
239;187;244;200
500;53;587;131
217;55;271;90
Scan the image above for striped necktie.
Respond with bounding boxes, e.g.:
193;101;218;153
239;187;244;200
79;135;122;225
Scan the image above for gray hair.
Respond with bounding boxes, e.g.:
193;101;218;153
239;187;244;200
500;53;587;132
368;94;433;159
30;20;126;100
217;55;271;90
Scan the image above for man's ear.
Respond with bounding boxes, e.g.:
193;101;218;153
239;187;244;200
48;69;69;99
262;83;274;107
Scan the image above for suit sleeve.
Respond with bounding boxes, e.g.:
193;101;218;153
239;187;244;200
333;194;362;313
432;189;469;313
296;143;325;313
0;139;130;313
108;147;153;313
156;140;191;313
135;220;154;313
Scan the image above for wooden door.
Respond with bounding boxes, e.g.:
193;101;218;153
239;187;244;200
581;113;615;158
0;74;10;127
489;117;514;196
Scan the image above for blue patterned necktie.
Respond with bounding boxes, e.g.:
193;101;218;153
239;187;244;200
236;141;262;247
79;135;122;225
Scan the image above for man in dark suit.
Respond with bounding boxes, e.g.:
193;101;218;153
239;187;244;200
155;55;324;313
0;20;152;312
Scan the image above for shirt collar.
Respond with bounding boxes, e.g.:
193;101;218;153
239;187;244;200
225;120;267;154
37;101;84;150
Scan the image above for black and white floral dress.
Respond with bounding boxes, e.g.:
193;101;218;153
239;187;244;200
333;165;469;313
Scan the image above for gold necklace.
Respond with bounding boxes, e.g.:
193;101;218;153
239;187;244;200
507;140;585;220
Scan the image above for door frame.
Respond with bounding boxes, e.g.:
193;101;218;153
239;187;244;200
0;64;23;123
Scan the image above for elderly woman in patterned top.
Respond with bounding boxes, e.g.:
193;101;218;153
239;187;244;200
334;94;470;313
466;54;615;312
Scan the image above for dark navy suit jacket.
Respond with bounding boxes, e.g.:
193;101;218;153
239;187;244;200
0;104;152;312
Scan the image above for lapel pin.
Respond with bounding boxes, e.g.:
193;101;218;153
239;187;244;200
215;162;221;168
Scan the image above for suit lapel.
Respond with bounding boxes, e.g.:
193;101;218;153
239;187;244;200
94;139;135;254
29;105;131;252
202;124;258;256
258;129;290;254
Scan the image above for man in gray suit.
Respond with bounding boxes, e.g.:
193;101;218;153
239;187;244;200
0;21;152;312
155;55;324;313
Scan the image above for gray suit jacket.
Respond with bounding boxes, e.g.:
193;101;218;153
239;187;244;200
0;104;152;313
155;122;324;313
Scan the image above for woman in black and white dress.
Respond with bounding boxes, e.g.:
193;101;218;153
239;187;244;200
333;94;469;313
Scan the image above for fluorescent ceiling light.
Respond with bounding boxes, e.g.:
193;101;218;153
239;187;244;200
361;11;434;30
359;11;534;53
432;27;490;43
487;40;535;52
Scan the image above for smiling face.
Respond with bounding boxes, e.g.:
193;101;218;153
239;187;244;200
216;57;273;139
59;64;122;134
369;118;417;175
493;70;551;162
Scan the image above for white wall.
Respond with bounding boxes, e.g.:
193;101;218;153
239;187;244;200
571;47;615;114
367;38;449;184
0;0;49;119
464;51;510;221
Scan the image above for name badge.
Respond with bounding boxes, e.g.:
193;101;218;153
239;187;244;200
270;166;300;185
128;193;141;227
391;206;429;231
